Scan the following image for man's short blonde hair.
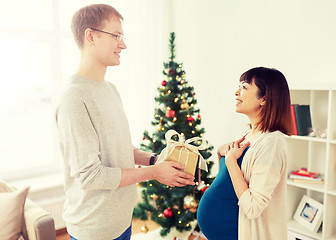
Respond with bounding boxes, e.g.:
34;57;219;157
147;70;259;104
71;4;123;49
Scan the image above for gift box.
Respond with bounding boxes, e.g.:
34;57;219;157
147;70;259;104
166;145;199;176
156;130;208;177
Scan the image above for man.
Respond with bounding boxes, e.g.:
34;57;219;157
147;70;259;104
55;4;194;240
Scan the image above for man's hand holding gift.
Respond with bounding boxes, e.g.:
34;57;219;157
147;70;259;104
154;130;208;187
151;160;195;187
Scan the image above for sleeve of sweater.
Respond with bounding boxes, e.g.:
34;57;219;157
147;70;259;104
238;133;286;219
56;89;121;190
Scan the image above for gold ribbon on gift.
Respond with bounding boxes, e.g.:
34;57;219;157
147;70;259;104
156;129;208;172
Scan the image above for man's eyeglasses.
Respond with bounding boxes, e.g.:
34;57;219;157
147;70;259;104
90;28;125;41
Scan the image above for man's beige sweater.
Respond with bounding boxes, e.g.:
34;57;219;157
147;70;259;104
55;75;137;239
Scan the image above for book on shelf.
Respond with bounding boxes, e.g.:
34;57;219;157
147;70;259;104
294;105;312;136
292;177;324;185
290;104;298;135
289;168;324;184
291;168;320;178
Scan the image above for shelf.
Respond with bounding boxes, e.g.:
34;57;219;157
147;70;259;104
287;88;336;239
288;219;322;239
287;179;325;193
287;135;329;143
327;189;336;197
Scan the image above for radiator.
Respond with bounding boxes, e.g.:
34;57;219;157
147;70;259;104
39;196;66;230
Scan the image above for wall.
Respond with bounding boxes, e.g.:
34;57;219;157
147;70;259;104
170;0;336;153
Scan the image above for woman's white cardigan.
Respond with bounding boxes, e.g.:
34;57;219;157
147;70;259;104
238;131;288;240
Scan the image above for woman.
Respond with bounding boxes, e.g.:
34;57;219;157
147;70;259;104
197;67;293;240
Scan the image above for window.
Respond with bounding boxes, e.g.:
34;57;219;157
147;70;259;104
0;0;167;181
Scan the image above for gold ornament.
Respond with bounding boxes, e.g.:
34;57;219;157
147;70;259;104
190;199;198;208
180;102;189;110
151;194;158;200
157;119;163;131
140;225;149;233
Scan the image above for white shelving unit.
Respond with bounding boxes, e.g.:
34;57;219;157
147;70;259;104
286;88;336;240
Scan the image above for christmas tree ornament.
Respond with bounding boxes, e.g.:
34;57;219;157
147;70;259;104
163;208;173;218
174;97;179;103
190;199;198;208
169;68;175;75
180;101;189;110
140;225;149;233
151;194;158;200
198;114;201;119
151;194;159;210
187;116;194;122
165;109;175;118
161;80;167;86
200;186;209;194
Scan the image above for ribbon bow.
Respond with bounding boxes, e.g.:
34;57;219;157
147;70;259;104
191;230;206;240
156;129;208;172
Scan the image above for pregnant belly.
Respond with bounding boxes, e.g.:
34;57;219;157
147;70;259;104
197;191;238;239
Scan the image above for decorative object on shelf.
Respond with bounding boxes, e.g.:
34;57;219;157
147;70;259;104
293;195;324;233
308;127;327;139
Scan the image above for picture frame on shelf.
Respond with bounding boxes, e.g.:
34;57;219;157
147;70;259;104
294;195;324;233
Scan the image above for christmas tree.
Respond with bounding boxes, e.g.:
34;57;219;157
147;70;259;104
133;32;214;237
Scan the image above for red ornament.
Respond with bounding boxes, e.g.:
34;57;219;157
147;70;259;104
161;80;167;86
200;186;209;194
198;114;201;119
187;116;194;122
165;109;175;118
169;68;175;75
142;136;145;140
163;208;173;218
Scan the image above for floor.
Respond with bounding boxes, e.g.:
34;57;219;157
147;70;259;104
56;218;206;240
